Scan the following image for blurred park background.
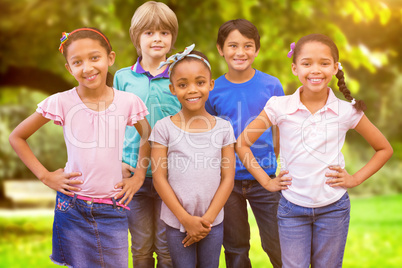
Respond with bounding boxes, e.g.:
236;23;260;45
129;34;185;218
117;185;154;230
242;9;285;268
0;0;401;267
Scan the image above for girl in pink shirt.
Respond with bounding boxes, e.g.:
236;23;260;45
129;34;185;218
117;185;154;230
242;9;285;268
236;34;393;267
9;27;151;268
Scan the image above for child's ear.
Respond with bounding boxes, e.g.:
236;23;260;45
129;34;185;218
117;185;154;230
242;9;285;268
255;48;260;57
209;79;215;92
291;63;298;76
108;51;116;66
216;44;224;57
333;62;339;75
169;83;176;95
65;63;73;75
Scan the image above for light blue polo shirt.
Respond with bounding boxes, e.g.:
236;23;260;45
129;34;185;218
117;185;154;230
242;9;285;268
114;58;181;176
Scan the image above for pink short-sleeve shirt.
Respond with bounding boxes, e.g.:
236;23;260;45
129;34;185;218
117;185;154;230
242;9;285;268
264;87;364;207
36;88;149;198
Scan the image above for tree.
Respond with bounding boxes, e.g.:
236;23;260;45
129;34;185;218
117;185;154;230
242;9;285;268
1;0;400;96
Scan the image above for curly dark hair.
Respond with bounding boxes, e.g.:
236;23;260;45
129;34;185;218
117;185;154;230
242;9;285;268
169;50;211;82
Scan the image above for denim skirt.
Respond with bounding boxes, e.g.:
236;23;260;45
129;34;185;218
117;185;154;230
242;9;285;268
50;192;128;268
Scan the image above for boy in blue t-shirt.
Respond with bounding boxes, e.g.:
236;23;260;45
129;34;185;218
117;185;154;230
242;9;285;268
206;19;283;268
113;2;181;267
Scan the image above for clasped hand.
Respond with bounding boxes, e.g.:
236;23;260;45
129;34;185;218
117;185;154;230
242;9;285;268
181;215;212;247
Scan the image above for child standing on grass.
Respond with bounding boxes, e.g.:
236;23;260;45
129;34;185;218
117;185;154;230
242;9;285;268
205;19;283;267
9;27;151;268
236;33;393;268
150;45;236;268
113;2;181;266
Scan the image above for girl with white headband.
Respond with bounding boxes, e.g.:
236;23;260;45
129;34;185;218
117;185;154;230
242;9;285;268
150;44;235;268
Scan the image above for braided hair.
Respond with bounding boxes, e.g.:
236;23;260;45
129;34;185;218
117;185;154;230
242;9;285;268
292;34;366;111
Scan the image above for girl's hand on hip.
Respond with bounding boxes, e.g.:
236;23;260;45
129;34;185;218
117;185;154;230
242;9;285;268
41;168;82;196
114;173;144;206
122;162;136;178
266;170;292;192
325;166;359;188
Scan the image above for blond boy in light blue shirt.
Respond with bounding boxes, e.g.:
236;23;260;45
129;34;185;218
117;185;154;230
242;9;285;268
113;2;181;267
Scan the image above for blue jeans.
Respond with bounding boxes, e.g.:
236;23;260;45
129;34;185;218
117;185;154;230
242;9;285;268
127;177;172;268
51;192;128;268
223;178;282;268
277;192;350;268
166;223;223;268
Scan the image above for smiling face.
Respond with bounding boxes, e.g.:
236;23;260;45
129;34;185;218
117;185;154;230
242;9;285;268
292;41;338;94
217;29;259;74
65;38;115;91
169;59;214;115
139;29;172;61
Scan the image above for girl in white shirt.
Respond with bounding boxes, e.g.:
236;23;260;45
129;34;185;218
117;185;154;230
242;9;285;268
236;33;393;268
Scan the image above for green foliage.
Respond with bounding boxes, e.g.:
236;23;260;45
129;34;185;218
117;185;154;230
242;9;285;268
2;0;399;90
0;0;124;82
0;88;66;179
344;142;402;197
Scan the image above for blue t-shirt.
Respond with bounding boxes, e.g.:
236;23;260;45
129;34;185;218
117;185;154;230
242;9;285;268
114;58;181;176
206;69;284;180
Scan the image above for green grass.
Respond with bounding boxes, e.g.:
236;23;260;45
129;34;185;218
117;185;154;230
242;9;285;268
343;195;402;268
0;213;54;267
1;195;401;267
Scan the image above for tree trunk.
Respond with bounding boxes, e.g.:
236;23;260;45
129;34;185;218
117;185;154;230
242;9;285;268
0;180;13;208
0;66;74;94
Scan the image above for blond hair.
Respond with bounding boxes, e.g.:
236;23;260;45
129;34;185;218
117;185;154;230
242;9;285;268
129;1;178;56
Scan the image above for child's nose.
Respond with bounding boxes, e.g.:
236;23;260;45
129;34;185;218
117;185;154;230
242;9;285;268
154;32;161;41
188;84;198;93
236;47;245;55
83;61;94;72
311;64;321;73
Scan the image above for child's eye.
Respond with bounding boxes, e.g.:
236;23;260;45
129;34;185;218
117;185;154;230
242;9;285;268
161;31;170;36
144;31;153;36
178;83;186;88
197;81;205;86
230;44;237;48
72;60;81;65
91;56;99;61
302;63;310;66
